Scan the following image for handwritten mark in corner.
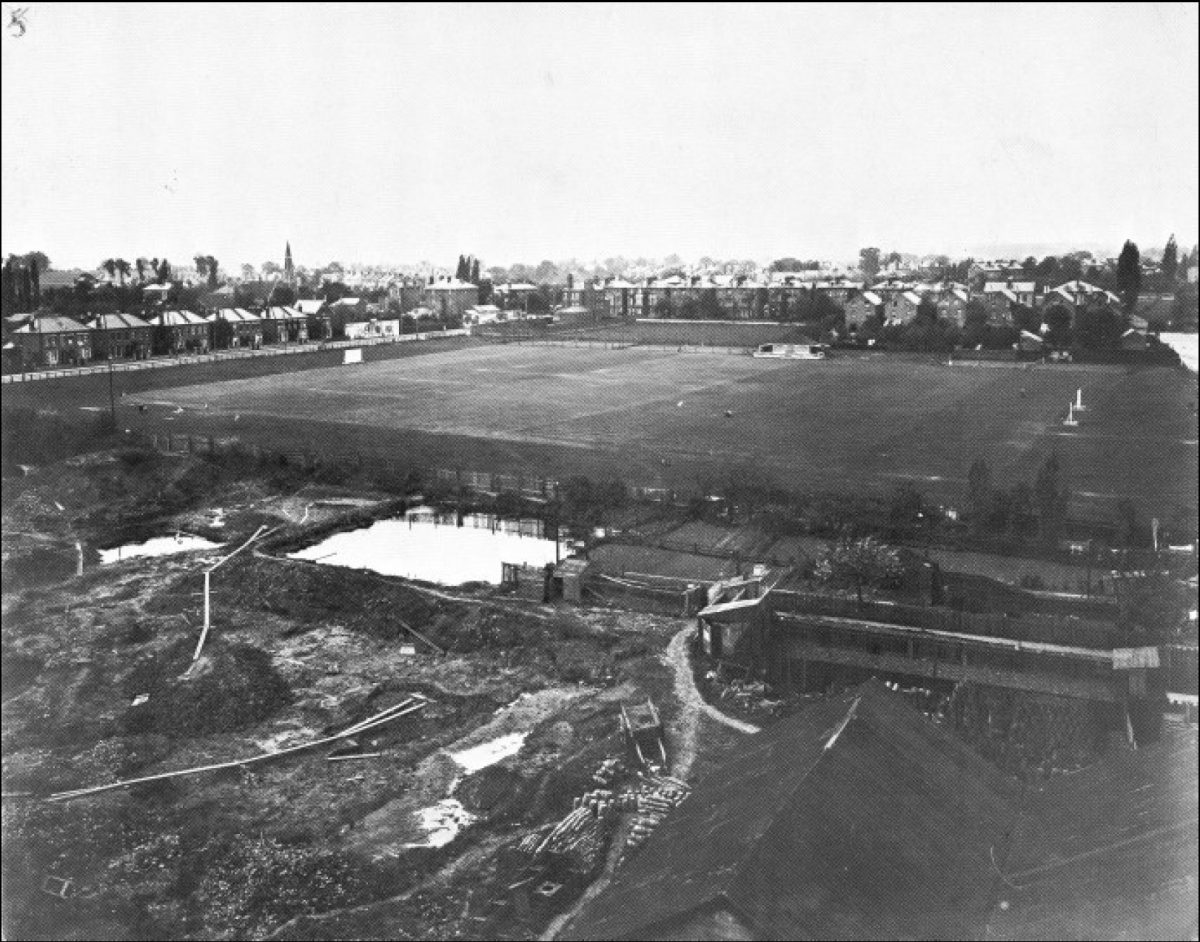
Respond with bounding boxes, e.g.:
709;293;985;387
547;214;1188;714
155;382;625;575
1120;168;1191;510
6;4;30;38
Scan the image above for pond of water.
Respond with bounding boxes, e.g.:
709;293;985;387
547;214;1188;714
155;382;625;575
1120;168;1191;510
1159;332;1198;372
448;731;529;774
403;798;477;849
99;534;224;565
288;507;561;585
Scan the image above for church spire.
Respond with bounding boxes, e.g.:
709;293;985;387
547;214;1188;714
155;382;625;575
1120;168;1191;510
284;242;294;284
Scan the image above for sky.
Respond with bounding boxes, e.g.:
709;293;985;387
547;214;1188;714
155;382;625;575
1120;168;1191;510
2;2;1197;271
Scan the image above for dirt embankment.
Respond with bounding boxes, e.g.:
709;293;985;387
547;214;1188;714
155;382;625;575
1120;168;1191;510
2;451;686;941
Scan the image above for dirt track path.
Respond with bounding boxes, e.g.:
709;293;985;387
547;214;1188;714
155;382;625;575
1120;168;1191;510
542;625;758;940
664;625;761;764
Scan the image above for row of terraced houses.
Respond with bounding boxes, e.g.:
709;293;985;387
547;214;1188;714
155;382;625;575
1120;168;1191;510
563;272;1142;332
4;269;1150;368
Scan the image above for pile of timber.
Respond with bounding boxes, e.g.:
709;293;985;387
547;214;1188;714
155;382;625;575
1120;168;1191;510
621;773;691;859
510;767;692;874
592;756;623;787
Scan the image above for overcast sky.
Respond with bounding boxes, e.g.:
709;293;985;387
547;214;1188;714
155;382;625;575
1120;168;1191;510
2;2;1197;271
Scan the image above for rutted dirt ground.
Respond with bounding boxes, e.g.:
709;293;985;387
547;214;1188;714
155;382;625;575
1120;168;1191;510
1;448;713;941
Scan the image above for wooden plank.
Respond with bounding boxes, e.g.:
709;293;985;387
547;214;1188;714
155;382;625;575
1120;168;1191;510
396;618;446;656
47;701;428;802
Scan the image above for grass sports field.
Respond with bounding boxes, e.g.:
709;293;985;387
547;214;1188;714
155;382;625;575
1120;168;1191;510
119;343;1199;519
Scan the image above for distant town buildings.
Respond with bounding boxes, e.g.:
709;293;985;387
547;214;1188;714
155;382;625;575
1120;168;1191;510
425;277;480;321
10;314;93;367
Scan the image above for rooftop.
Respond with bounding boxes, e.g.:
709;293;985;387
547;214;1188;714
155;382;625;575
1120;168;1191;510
210;308;261;323
13;315;90;334
564;681;1020;941
156;310;208;326
91;312;151;330
565;682;1197;941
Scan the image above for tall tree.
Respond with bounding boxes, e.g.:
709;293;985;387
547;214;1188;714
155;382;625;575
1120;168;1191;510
206;255;219;289
470;257;480;283
23;251;50;272
1043;304;1073;346
1161;234;1178;284
962;300;990;346
1074;304;1123;349
158;259;171;282
194;255;208;280
915;297;939;322
1009;483;1036;540
29;256;40;307
1;257;15;312
859;247;881;282
1116;240;1141;313
966;457;992;527
1034;453;1069;546
101;259;117;283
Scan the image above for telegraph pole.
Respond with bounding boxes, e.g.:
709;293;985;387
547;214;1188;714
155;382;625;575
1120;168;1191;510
107;334;117;429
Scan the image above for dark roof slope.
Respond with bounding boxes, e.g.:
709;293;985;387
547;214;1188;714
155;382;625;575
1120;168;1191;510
984;724;1198;940
563;681;1023;941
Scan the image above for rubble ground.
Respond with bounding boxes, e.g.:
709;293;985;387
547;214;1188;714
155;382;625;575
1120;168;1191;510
1;450;685;941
